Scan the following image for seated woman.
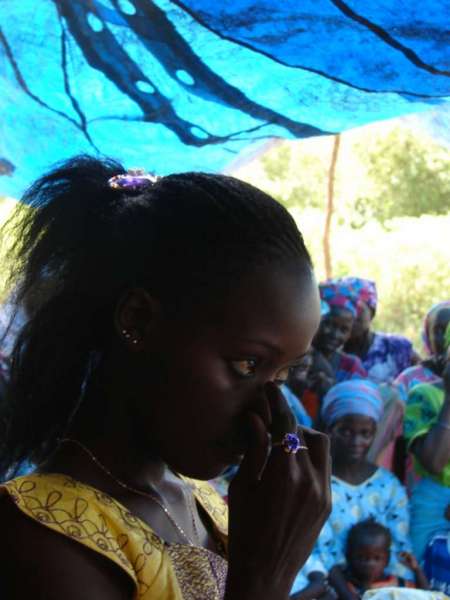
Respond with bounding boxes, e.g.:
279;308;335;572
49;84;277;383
395;301;450;403
404;323;450;593
341;277;420;384
296;380;413;600
0;157;331;599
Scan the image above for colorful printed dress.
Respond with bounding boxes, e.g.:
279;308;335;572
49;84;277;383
1;473;228;600
363;333;414;384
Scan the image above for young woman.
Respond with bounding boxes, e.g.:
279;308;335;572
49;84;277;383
315;281;367;383
298;380;412;600
341;277;419;384
0;157;331;600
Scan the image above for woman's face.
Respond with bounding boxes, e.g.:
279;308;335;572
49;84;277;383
127;265;320;480
433;307;450;356
330;415;377;464
314;307;354;355
350;302;373;340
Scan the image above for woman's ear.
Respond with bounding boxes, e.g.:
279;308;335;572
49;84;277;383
114;288;162;350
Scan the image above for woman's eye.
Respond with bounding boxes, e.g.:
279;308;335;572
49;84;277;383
230;359;258;378
274;366;290;385
340;429;352;437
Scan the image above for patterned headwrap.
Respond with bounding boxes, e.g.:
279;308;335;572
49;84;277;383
319;280;358;318
321;380;383;427
422;300;450;356
336;276;378;316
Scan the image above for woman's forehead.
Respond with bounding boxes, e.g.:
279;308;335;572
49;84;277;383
335;414;376;428
194;267;320;352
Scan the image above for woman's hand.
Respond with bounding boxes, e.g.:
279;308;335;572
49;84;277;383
226;382;331;600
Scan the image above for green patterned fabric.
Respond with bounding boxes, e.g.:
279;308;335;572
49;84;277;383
404;383;450;487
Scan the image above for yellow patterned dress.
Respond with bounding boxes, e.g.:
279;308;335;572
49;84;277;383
1;473;228;600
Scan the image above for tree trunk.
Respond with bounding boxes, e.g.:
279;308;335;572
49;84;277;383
323;134;341;279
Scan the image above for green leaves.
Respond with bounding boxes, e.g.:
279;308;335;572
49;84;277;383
353;128;450;226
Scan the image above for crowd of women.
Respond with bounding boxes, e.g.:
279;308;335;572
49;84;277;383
0;156;448;600
211;283;450;599
274;285;450;599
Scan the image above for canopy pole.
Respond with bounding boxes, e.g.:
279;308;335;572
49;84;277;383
323;134;341;279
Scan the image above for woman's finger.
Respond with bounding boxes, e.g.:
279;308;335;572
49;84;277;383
265;382;297;442
232;411;270;486
300;426;330;471
300;426;331;492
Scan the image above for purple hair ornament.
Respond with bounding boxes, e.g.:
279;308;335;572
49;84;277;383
108;168;160;192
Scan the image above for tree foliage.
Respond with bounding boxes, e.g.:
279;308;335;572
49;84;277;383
260;143;327;210
257;126;450;227
353;128;450;226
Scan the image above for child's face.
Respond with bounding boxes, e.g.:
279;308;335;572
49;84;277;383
349;536;389;583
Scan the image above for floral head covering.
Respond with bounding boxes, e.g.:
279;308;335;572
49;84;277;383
319;280;358;318
422;300;450;356
321;379;383;427
336;276;378;316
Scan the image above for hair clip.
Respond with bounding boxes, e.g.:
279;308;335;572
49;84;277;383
108;168;160;192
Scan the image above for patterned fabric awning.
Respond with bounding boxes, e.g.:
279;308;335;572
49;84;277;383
1;0;449;197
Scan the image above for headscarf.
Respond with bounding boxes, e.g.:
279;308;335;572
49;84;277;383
422;301;450;356
321;380;383;427
319;280;358;318
336;276;378;316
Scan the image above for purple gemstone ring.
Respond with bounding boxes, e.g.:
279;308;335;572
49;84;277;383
273;432;308;454
108;168;160;192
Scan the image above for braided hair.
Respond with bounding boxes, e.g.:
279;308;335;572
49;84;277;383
0;155;312;477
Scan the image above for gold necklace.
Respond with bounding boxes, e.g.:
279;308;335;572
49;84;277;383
59;438;201;547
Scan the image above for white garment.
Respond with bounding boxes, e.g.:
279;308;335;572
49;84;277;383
363;589;450;600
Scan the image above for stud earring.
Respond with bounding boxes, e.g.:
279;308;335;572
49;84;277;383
122;329;139;345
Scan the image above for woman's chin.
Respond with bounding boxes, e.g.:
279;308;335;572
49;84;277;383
169;455;239;482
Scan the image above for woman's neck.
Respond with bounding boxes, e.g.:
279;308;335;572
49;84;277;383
332;458;376;485
344;330;373;358
41;358;173;495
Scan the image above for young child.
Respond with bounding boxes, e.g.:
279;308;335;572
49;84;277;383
343;519;429;597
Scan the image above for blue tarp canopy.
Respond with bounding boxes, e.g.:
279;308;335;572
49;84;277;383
1;0;449;197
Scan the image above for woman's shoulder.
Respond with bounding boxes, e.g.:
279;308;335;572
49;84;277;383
1;473;173;597
395;364;430;384
0;480;135;599
373;332;413;353
372;467;408;496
